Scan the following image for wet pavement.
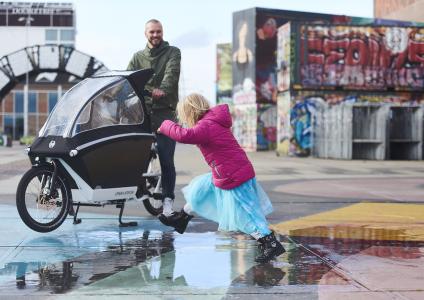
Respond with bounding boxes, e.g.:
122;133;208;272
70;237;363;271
1;203;424;299
0;144;424;299
0;204;290;299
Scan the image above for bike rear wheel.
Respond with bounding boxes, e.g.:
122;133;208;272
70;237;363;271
16;165;70;232
141;151;163;216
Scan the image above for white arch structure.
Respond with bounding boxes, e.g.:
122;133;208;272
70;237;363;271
0;44;108;100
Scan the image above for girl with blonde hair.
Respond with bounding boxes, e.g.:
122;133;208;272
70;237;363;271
158;93;285;263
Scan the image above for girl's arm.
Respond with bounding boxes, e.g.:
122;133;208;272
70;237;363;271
159;120;209;145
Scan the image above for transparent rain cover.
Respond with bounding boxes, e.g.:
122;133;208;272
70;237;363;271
41;76;121;137
72;79;145;136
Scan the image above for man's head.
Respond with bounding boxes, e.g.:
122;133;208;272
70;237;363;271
145;19;163;48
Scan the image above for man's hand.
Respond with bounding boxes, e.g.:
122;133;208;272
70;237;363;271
152;88;165;99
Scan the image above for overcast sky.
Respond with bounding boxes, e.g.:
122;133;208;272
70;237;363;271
67;0;373;101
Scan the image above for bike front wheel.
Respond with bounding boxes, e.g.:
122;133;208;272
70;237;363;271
16;165;70;232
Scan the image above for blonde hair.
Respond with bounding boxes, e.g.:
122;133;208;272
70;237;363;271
177;93;210;127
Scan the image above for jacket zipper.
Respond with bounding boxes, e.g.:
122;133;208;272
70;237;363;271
211;161;222;178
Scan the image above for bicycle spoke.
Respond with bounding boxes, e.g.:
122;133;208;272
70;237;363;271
24;171;63;224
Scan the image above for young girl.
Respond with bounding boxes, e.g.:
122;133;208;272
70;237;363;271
157;93;285;263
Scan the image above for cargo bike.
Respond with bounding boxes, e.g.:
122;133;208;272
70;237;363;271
16;69;165;232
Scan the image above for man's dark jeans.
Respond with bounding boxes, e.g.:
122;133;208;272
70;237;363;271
156;133;176;200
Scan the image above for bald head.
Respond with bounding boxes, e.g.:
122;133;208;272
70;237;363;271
145;19;161;27
145;19;163;48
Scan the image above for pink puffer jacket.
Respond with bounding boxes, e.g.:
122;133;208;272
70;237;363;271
159;104;255;190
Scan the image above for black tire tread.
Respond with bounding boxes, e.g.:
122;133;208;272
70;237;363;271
16;165;70;232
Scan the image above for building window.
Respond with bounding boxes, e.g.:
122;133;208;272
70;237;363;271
46;29;58;42
60;29;74;41
4;115;13;137
48;92;58;113
29;92;37;113
15;116;24;139
15;92;24;113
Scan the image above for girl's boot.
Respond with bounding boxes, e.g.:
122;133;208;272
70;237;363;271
173;209;193;234
255;232;285;263
158;209;192;234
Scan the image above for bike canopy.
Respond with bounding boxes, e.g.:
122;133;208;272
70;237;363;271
39;69;153;138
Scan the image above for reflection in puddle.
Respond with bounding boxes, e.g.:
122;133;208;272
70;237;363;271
289;225;424;258
229;263;286;287
0;228;265;295
289;225;408;242
3;221;423;296
77;232;258;294
0;230;175;294
286;225;424;286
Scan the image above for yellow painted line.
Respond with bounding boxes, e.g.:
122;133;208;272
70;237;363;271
271;203;424;242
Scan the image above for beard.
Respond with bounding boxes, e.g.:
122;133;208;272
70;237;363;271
148;37;163;47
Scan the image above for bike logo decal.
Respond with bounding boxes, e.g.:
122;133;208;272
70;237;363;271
49;140;56;148
115;191;135;196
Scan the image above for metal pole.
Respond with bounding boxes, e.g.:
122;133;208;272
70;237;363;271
23;16;30;137
23;81;28;136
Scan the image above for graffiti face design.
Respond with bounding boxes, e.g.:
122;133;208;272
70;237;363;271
384;27;408;54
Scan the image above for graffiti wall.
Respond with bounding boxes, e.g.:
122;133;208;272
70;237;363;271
257;104;277;150
285;90;424;156
276;92;291;155
233;104;257;151
232;9;256;97
277;23;291;92
231;7;424;153
298;25;424;91
216;43;232;106
255;12;287;103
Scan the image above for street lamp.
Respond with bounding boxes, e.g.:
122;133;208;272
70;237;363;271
18;15;34;137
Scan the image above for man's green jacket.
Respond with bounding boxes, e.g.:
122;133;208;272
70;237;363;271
127;41;181;130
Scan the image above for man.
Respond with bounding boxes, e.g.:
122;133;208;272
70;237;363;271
127;19;180;220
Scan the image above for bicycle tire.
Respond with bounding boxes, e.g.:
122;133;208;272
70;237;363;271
16;165;70;232
141;152;163;216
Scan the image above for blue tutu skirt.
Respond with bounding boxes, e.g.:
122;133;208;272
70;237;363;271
182;173;273;237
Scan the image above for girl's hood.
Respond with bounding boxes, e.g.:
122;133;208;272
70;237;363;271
202;104;232;128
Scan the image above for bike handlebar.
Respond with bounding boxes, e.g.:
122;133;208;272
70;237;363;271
142;90;152;97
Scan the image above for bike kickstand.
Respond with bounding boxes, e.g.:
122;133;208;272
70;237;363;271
73;203;82;224
117;202;138;227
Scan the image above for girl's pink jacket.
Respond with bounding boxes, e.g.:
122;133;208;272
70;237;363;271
159;104;255;190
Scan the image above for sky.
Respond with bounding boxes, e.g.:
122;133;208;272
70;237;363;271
68;0;373;102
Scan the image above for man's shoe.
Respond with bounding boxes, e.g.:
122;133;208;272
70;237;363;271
255;232;286;263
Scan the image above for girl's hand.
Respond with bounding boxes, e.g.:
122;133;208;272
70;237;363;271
157;128;161;134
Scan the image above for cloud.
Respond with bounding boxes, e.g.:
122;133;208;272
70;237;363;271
171;28;214;49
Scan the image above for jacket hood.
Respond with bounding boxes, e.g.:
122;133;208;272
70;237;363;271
202;104;232;128
143;41;169;57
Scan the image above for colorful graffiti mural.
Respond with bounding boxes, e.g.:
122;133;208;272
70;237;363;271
257;104;277;150
299;26;424;90
230;7;424;153
276;92;291;155
277;23;291;92
290;96;322;157
255;14;282;103
233;10;255;93
283;91;424;156
233;104;257;152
